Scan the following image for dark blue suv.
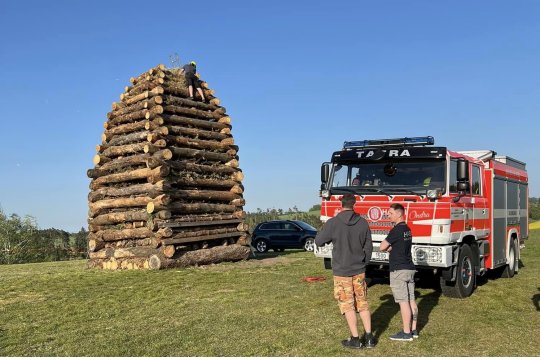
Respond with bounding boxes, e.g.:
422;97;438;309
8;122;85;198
251;220;318;253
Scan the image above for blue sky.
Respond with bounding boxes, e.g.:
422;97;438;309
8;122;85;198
0;1;539;231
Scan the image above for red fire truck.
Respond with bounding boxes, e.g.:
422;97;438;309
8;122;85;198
314;136;528;298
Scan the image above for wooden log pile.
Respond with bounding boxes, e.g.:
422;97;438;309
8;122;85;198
87;64;250;270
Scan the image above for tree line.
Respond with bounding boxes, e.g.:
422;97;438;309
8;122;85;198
0;210;87;265
245;205;322;231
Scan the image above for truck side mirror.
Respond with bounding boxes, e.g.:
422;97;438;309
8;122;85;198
457;158;469;182
457;182;469;191
453;158;470;202
321;163;329;184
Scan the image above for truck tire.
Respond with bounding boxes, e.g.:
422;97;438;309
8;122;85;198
501;238;518;278
440;244;476;298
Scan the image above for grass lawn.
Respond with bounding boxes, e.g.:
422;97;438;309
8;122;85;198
529;220;540;230
1;231;539;356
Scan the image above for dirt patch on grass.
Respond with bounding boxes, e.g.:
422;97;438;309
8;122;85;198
194;255;303;272
245;256;303;266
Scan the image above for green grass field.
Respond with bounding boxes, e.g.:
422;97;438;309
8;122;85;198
1;231;539;356
529;220;540;230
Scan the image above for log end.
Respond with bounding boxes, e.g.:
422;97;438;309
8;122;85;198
88;239;104;252
149;254;162;270
225;159;239;168
163;245;176;258
221;138;235;146
232;171;244;182
155;210;172;220
218;116;231;124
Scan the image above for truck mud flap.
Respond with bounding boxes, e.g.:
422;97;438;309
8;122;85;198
324;258;332;270
441;265;456;282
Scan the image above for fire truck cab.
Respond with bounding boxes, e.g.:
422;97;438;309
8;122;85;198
315;136;528;298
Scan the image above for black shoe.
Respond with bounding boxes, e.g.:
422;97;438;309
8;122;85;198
341;336;363;349
389;330;413;341
364;333;377;348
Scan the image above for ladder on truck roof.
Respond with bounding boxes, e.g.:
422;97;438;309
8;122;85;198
458;150;526;170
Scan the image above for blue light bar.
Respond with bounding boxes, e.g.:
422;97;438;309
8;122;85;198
343;136;434;149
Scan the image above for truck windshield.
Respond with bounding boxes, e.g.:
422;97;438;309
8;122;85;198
330;160;446;195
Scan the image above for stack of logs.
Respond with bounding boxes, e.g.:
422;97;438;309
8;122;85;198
87;64;251;270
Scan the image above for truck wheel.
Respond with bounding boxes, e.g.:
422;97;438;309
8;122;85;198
440;244;476;298
501;238;518;278
255;239;269;253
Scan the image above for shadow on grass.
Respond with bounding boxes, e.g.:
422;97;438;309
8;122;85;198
0;326;6;355
368;271;442;337
477;261;524;287
371;293;399;338
533;288;540;311
248;248;305;261
416;290;441;332
370;288;441;338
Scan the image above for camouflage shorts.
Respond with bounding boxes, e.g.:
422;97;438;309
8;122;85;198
333;273;369;314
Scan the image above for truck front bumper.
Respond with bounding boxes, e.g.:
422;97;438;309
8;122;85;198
314;243;455;268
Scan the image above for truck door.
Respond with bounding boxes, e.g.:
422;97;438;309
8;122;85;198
449;159;468;233
471;164;488;236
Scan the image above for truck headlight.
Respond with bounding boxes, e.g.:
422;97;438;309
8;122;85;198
320;190;330;199
320;243;333;255
413;247;443;263
427;189;440;200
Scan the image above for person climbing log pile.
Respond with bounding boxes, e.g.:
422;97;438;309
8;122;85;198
86;63;250;270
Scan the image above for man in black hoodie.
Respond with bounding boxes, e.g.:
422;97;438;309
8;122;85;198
315;194;375;349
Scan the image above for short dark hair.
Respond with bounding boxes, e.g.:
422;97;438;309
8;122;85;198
341;194;356;209
389;203;405;215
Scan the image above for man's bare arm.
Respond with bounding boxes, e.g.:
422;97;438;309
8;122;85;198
379;239;392;252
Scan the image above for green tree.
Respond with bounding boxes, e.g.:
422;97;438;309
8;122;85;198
73;227;88;258
0;211;39;264
530;197;540;220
